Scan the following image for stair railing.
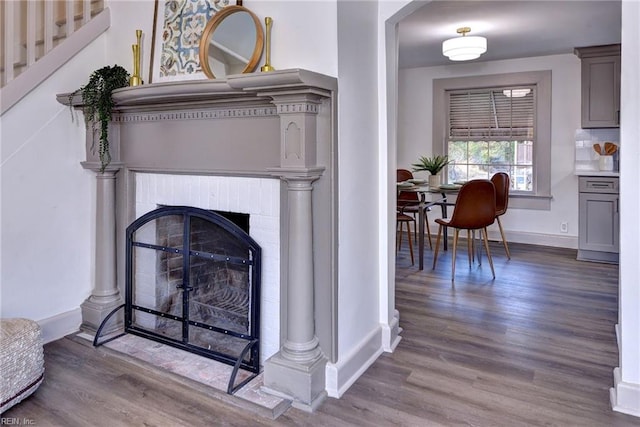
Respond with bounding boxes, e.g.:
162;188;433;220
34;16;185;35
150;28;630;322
1;0;107;115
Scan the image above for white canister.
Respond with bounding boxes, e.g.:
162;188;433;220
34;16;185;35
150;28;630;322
599;155;614;171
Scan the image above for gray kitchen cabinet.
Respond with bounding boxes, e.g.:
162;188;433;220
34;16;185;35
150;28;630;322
574;44;620;128
578;176;619;263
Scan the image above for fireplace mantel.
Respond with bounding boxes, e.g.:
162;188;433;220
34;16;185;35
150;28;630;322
57;69;338;411
61;68;336;110
60;68;337;176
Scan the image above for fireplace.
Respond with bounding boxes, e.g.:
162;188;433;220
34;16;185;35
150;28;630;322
62;70;339;409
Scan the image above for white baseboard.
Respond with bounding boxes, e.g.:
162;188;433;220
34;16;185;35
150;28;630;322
487;229;578;249
381;309;402;352
419;227;578;249
610;367;640;417
37;308;82;344
325;326;384;398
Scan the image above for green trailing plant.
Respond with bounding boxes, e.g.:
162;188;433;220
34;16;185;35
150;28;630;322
70;65;130;172
412;155;451;175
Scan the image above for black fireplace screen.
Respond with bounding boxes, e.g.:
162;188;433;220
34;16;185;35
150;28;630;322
123;205;261;392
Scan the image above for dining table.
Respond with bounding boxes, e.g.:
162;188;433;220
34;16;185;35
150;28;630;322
397;182;461;270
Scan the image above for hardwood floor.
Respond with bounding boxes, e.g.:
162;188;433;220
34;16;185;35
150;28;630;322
4;241;640;426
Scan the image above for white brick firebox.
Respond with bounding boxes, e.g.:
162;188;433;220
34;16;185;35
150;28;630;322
134;173;281;364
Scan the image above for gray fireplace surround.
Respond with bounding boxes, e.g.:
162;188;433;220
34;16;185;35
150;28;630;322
58;69;338;411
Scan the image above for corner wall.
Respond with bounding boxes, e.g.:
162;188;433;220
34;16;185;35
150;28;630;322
611;0;640;417
325;0;383;398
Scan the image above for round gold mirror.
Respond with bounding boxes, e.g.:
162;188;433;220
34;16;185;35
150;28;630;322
199;5;264;79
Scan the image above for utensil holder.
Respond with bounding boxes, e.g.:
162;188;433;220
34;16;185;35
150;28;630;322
599;155;614;171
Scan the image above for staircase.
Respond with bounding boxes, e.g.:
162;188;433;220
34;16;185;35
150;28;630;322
1;0;108;115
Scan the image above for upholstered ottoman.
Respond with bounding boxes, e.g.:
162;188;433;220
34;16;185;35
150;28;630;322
0;318;44;412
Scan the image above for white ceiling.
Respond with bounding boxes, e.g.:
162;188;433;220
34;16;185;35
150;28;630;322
398;1;621;69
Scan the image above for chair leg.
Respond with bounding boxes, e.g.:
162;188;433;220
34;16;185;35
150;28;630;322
425;214;433;249
466;229;473;268
396;221;404;254
397;220;415;265
432;225;443;270
481;227;495;279
406;221;414;265
497;216;511;259
474;230;482;265
451;228;459;281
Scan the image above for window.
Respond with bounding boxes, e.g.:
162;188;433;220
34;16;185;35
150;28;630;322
447;87;535;192
432;71;552;210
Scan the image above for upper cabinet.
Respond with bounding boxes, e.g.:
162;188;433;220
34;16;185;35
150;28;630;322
575;44;621;128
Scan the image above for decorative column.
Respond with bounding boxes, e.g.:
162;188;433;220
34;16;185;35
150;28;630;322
55;94;126;337
76;114;124;336
281;175;323;363
79;163;124;335
263;92;328;411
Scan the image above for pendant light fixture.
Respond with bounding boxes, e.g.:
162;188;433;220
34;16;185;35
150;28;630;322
442;27;487;61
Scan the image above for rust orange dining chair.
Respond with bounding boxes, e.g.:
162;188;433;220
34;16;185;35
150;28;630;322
396;169;432;249
432;179;497;281
491;172;511;259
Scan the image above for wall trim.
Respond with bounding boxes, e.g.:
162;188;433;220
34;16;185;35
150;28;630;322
325;326;384;398
381;309;402;352
486;229;578;249
116;106;278;123
37;308;82;344
422;227;578;250
610;367;640;417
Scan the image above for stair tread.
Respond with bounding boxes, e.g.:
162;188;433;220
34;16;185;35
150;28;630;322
34;34;66;47
54;7;103;28
1;36;66;72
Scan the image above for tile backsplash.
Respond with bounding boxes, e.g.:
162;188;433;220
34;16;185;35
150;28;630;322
575;128;620;172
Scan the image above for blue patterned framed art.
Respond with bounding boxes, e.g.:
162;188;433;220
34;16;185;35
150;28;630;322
150;0;230;83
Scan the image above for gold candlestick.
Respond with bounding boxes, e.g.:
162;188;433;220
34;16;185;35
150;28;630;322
130;30;143;86
261;17;275;72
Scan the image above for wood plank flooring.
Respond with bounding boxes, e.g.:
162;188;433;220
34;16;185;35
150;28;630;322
4;241;640;426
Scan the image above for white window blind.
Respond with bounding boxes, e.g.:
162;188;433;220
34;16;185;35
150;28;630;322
448;88;535;139
433;71;552;208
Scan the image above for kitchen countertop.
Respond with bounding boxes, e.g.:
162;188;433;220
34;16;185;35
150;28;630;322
574;170;620;177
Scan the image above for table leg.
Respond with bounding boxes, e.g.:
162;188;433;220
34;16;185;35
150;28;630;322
418;195;425;270
440;197;448;251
